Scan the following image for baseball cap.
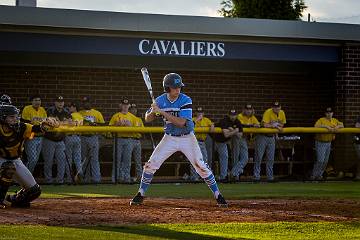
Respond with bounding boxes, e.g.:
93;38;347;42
55;95;64;102
69;102;78;108
325;107;333;113
244;104;253;110
196;107;204;113
120;98;130;105
82;96;90;102
273;101;281;107
229;109;237;115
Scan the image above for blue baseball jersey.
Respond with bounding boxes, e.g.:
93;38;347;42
151;93;194;135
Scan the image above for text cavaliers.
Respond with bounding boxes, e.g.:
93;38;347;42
139;39;225;57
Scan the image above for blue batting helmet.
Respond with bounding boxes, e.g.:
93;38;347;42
163;73;184;92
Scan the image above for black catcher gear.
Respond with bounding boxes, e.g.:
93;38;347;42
163;73;184;92
0;161;16;203
0;161;15;187
0;104;20;132
6;184;41;208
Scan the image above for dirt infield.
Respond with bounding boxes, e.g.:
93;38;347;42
1;198;359;226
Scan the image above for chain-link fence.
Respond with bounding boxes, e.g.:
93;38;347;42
23;127;360;184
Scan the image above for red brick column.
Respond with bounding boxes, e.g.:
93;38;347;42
335;44;360;125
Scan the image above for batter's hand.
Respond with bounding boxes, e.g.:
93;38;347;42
151;102;161;116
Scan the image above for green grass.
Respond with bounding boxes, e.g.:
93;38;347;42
10;181;359;199
0;222;359;240
4;182;360;240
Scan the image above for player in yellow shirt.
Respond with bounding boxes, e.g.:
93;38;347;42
79;96;105;183
254;102;286;182
231;104;260;182
311;107;344;181
190;107;214;181
21;95;47;173
109;99;137;183
64;102;84;183
129;103;145;182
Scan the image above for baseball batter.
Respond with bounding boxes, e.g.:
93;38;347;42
130;73;228;207
0;102;58;208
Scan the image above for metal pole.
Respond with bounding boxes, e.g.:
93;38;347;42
114;134;118;184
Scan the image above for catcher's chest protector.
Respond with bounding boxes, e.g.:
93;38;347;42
0;123;27;159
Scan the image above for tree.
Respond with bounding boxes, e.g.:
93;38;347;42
219;0;307;20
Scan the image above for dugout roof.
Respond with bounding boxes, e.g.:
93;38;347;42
0;5;359;72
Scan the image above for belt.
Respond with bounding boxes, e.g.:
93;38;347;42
119;137;140;140
197;140;205;142
166;132;190;137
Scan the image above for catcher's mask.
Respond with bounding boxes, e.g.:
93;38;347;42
163;73;184;92
0;104;20;132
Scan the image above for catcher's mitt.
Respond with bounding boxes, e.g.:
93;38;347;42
41;117;60;131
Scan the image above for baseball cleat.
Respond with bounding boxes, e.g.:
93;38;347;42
130;192;144;206
216;194;228;208
5;195;30;208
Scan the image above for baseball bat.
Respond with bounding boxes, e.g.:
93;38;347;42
149;132;156;150
140;67;160;116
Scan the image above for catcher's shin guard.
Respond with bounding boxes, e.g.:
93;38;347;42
6;184;41;208
0;161;16;204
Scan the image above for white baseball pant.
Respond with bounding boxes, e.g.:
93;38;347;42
143;133;212;178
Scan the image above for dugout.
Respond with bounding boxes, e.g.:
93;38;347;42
0;5;360;180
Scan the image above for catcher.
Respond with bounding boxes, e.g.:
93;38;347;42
0;102;59;209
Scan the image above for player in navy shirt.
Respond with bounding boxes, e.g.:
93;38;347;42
130;73;228;207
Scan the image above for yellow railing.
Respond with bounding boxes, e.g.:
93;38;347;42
51;126;360;134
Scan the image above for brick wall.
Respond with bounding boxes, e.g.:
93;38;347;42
333;44;360;172
3;62;359;177
335;44;360;126
0;65;335;126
